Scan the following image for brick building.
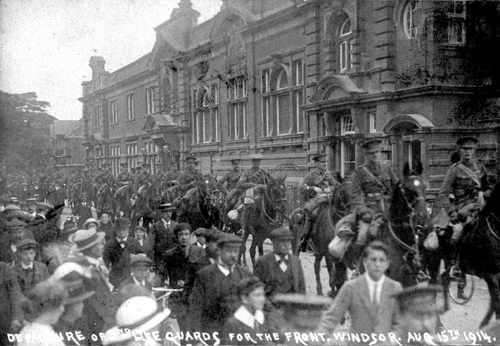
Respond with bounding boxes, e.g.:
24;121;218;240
80;0;499;194
51;120;85;178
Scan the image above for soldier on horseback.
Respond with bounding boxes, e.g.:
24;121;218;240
350;137;398;215
301;153;339;250
178;154;205;194
220;159;241;192
434;136;492;298
133;162;152;190
116;161;133;187
95;162;115;187
238;153;272;186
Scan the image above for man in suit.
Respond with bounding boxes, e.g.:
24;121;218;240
103;217;142;287
151;203;177;280
318;240;402;335
0;261;24;345
188;233;250;334
254;227;306;297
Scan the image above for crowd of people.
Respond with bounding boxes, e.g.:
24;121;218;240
0;135;497;346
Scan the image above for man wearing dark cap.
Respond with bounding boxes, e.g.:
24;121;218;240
254;227;305;297
435;136;491;219
188;233;250;334
220;159;242;192
11;238;49;295
392;284;445;344
350;136;398;214
103;217;142;287
177;153;204;194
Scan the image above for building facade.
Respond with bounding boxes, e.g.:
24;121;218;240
80;0;499;194
52;120;85;178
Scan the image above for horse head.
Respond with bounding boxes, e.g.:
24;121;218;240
396;161;429;228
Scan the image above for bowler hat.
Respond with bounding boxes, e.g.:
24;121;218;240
269;227;294;241
130;254;153;267
456;136;478;148
69;229;105;252
217;233;242;247
16;238;38;251
102;296;171;345
391;284;444;314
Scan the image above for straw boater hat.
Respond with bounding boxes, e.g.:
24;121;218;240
69;229;105;252
102;296;171;345
83;218;99;228
51;262;94;304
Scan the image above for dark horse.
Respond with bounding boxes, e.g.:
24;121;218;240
454;182;500;327
290;181;351;296
237;176;287;267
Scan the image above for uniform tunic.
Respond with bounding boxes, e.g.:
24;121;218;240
350;163;398;214
178;167;205;193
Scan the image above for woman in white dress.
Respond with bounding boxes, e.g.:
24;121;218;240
18;280;67;346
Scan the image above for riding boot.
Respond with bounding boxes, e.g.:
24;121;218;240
300;213;313;252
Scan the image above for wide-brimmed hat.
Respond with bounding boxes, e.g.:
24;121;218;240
36;201;53;211
391;284;445;314
83;218;99;228
102;296;171;345
69;229;105;252
217;233;242;247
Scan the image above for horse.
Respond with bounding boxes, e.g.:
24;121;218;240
237;175;287;267
114;183;134;219
454;182;500;327
290;181;351;296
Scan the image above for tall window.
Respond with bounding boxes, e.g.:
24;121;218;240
367;108;377;134
339;18;353;73
292;60;304;133
275;69;290;135
93;105;102;129
193;84;219;144
126;142;138;170
340;112;356;178
447;0;466;45
403;0;417;39
143;140;159;174
146;86;158;115
110;144;121;176
110;101;119;125
127;94;135;120
228;76;247;140
261;69;272;137
95;145;105;169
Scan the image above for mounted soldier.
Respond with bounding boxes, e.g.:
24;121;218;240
95;163;115;187
116;161;133;187
238;153;272;186
301;153;339;250
435;136;491;227
350;137;398;215
178;154;205;194
134;161;152;190
220;159;242;193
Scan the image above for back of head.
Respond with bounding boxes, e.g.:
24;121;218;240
24;281;67;318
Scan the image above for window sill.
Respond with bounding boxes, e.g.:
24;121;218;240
225;138;249;144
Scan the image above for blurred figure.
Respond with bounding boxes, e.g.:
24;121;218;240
11;238;49;295
18;281;67;346
133;225;154;259
100;213;114;241
0;261;24;345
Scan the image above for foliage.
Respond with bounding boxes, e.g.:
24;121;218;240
0;91;56;181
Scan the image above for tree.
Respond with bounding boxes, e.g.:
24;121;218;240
0;91;56;184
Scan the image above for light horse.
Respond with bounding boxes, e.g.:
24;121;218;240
290;181;351;296
237;176;287;267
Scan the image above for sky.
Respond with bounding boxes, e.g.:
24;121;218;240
0;0;222;120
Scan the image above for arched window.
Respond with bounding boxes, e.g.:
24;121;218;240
276;69;288;90
193;85;219;144
272;68;291;135
402;0;417;39
339;18;352;73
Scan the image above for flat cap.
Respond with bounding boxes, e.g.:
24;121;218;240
392;284;444;314
114;217;131;230
361;137;384;151
130;254;153;267
456;136;478;148
273;293;333;310
269;227;294;241
217;233;242;246
16;237;38;251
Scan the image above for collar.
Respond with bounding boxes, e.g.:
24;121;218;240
274;254;289;262
196;242;206;249
234;306;265;329
217;260;234;276
365;272;385;287
21;262;34;270
117;236;128;243
84;255;101;267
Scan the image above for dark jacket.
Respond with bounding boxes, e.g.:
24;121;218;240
0;262;24;345
188;263;250;333
11;260;49;294
254;252;305;297
103;237;142;287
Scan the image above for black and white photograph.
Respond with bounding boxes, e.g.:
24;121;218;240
1;0;499;345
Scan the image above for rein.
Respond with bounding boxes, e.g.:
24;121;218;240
486;214;500;241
